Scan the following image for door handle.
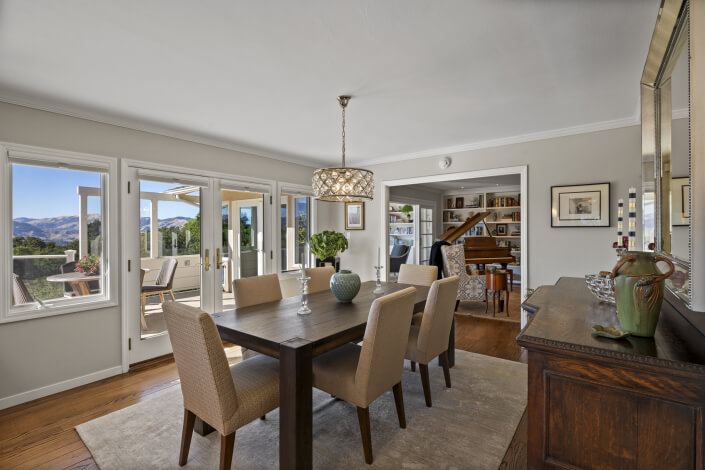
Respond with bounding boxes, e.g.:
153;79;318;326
204;249;210;271
216;248;222;269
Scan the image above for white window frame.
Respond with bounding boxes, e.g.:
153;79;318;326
277;182;317;277
0;142;118;323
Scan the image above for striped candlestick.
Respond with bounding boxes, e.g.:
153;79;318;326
617;199;624;246
628;188;637;249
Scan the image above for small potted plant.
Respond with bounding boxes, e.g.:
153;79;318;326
310;231;348;270
400;204;414;222
75;254;100;276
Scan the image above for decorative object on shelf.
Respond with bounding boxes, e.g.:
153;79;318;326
551;182;610;227
617;198;624;246
312;96;374;201
310;230;349;262
400;204;414;217
628;187;636;249
467;194;481;208
610;252;675;337
344;201;365;230
455;197;464;209
496;224;507;236
591;324;631;340
75;255;100;276
438;156;452;169
447;199;454;209
330;269;361;303
584;273;615;304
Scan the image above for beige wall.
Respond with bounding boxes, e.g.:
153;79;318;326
0;101;314;406
327;123;663;290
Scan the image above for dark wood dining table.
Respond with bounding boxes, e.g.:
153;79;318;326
205;280;430;470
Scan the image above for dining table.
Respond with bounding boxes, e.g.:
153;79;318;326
205;280;433;469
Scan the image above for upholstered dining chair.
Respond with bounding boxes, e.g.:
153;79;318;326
12;273;34;305
312;287;417;464
233;273;283;360
305;266;335;293
440;244;485;310
405;276;460;407
141;258;178;312
162;302;280;470
397;264;438;287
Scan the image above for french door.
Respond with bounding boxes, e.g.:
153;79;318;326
123;166;272;364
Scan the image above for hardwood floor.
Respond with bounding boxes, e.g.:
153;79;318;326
0;319;526;469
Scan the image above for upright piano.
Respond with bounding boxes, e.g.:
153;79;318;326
439;212;516;270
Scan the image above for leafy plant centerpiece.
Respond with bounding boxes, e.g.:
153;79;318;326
310;231;349;261
75;255;100;276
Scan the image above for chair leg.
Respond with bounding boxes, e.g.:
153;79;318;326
454;299;460;312
485;289;489;313
440;351;452;388
219;432;236;470
179;409;195;466
410;361;416;372
140;294;148;329
260;415;266;420
159;292;166;303
169;289;176;301
356;406;373;464
419;363;432;407
505;289;510;317
392;382;406;429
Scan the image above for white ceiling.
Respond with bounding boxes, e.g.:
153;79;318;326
0;0;658;167
410;174;521;193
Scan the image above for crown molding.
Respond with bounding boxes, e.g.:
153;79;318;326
356;114;642;166
0;95;324;168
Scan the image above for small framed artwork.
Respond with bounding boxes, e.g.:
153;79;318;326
551;183;610;227
345;202;365;230
455;197;464;209
496;224;507;235
467;194;480;208
672;177;690;226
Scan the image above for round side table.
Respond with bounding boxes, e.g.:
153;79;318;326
485;271;509;317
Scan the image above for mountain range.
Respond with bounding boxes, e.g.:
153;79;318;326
13;214;193;245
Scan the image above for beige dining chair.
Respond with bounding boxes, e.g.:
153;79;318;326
305;266;335;293
397;264;438;287
233;273;283;360
405;276;459;407
312;287;417;464
162;302;280;470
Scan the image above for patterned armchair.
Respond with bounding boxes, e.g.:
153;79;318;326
440;244;486;303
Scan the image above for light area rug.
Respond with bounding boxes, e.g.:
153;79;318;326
77;350;527;469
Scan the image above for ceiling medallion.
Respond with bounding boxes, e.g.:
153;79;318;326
313;96;374;202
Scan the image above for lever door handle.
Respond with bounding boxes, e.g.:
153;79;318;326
216;248;222;269
204;249;210;271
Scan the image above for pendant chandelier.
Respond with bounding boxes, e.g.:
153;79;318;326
312;96;374;201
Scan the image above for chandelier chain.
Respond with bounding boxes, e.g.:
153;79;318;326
341;105;346;168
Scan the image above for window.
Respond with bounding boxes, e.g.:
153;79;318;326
1;143;117;322
280;192;311;272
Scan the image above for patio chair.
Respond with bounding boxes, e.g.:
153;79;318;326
61;261;100;297
440;244;486;310
141;258;178;314
12;273;34;305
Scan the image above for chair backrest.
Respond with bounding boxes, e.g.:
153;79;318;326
355;287;416;406
416;276;460;358
162;302;237;436
390;244;410;258
397;264;438;287
441;244;467;278
61;261;77;294
12;274;34;305
305;266;335;294
233;273;283;309
140;268;147;287
155;258;178;289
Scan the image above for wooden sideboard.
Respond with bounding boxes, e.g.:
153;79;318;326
517;277;705;470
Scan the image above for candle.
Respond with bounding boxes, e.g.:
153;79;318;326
377;247;381;267
628;188;637;249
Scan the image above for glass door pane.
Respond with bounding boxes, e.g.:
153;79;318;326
139;180;202;339
280;193;310;272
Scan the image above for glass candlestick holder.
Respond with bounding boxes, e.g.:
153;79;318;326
373;265;384;294
297;275;312;315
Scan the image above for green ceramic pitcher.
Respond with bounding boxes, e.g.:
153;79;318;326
610;251;675;337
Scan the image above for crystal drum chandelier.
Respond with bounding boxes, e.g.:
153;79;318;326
312;96;374;201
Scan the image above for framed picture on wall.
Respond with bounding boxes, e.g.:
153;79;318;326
345;202;365;230
551;183;610;227
672;177;690;226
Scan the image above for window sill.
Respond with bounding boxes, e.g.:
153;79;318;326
1;298;118;323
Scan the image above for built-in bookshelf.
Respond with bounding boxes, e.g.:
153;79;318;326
388;203;416;264
442;187;522;283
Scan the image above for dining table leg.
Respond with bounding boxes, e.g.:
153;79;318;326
280;338;313;470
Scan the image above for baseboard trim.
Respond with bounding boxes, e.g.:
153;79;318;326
0;365;123;411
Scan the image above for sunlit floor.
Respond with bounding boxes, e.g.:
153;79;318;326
141;289;236;339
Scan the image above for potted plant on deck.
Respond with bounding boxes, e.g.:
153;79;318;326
310;230;348;272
